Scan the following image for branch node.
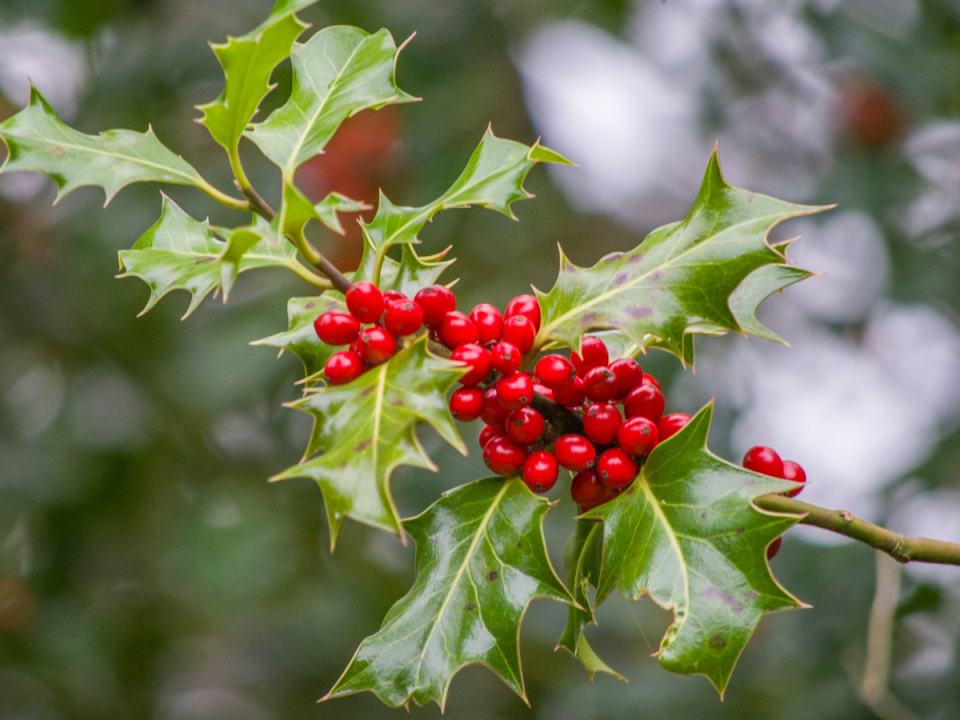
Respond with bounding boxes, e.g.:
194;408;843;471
840;510;853;522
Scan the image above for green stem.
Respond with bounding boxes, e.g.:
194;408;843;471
228;146;276;220
291;228;352;294
195;176;251;212
288;260;333;290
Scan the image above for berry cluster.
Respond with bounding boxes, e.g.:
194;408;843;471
741;446;807;559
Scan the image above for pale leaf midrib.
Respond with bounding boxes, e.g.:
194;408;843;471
639;479;688;627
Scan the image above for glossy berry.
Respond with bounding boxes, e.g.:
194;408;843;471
767;537;783;560
450;343;492;385
505;406;544;445
502;315;536;355
313;311;361;346
553;377;585;407
597;448;638;489
483;435;527;475
496;372;534;410
742;446;784;478
624;383;665;421
583;403;622;445
535;354;577;388
324;350;365;385
617;416;659;456
468;304;504;345
414;286;453;326
657;413;691;441
480;388;511;429
533;383;554;401
345;281;384;323
523;451;558;493
505;294;541;331
490;341;522;375
554;434;597;472
384;300;424;337
782;460;807;498
572;337;609;377
357;327;396;364
449;387;485;422
479;425;503;449
582;366;618;402
642;373;661;389
610;358;643;400
438;311;479;349
570;469;614;509
382;290;407;305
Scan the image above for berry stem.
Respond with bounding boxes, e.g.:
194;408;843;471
228;146;277;221
290;228;353;294
530;392;584;437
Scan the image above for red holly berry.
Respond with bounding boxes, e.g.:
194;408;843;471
610;358;643;400
490;341;522;375
345;281;384;323
617;416;659;456
479;425;503;449
414;286;452;326
496;372;534;410
450;343;492;385
505;406;544;445
582;366;618;402
383;300;424;337
535;354;577;388
313;311;361;346
657;413;691;440
469;304;504;345
570;469;612;508
505;294;541;331
533;383;554;401
583;403;622;445
782;460;807;498
767;537;782;560
597;448;638;489
450;387;485;422
324;350;365;385
572;337;609;377
356;327;396;364
554;434;596;472
523;451;558;493
742;446;784;478
480;388;511;429
438;311;479;349
553;377;585;407
502;315;536;355
483;435;527;475
382;290;407;305
642;373;661;389
624;383;665;421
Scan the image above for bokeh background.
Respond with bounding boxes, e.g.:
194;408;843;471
2;0;960;718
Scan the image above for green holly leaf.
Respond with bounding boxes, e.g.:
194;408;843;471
324;477;573;709
0;87;206;205
273;338;466;545
535;151;829;362
728;262;811;344
246;25;414;180
315;191;369;235
197;0;315;151
584;401;806;695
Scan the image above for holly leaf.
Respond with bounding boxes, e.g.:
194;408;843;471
535;151;829;361
584;401;806;694
728;262;811;344
324;477;573;709
0;87;205;205
197;0;315;151
272;338;466;545
315;191;369;235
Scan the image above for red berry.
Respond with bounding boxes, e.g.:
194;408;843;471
382;290;407;305
438;311;479;349
523;451;558;493
642;373;661;389
490;341;522;374
345;282;384;323
450;343;492;385
313;311;361;346
502;315;536;355
782;460;807;497
743;446;784;478
450;387;485;422
597;448;638;489
767;536;783;560
657;413;691;440
505;294;541;331
572;337;609;377
553;377;585;407
624;383;665;421
414;286;453;326
357;327;396;364
497;372;534;410
383;300;424;337
610;358;643;400
554;434;596;472
324;350;365;385
469;304;504;344
617;416;659;455
480;388;511;429
483;435;527;475
582;366;618;402
505;406;544;445
583;403;622;445
479;425;503;449
570;469;613;507
535;354;577;388
533;383;554;401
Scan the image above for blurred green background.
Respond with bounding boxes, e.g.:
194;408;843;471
2;0;960;718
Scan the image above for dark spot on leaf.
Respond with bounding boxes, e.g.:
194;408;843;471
432;536;439;545
52;146;66;157
581;312;599;326
194;257;215;265
487;571;498;581
614;272;629;285
603;252;623;263
359;386;376;398
355;439;372;453
339;461;347;469
465;603;476;611
627;253;643;265
390;399;403;407
737;527;745;535
710;634;727;650
627;306;653;319
516;541;523;548
701;513;707;519
565;264;576;273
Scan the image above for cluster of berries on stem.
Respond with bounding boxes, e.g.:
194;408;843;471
741;445;807;558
